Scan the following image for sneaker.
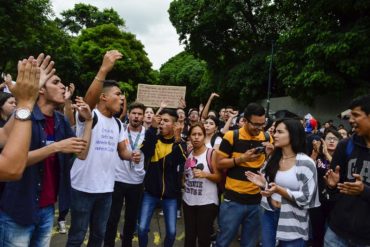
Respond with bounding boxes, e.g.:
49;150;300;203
158;210;164;216
58;221;67;234
177;210;181;219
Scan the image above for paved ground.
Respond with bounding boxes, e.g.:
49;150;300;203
50;208;240;246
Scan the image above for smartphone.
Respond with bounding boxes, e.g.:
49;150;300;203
255;146;265;154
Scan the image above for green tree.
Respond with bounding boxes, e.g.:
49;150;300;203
0;0;53;71
72;24;154;102
168;0;285;108
56;3;125;35
169;0;283;69
275;1;370;103
159;51;211;107
169;0;370;105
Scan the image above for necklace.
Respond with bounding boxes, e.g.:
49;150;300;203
280;154;296;169
282;154;296;160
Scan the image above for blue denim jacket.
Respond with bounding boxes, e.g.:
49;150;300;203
0;105;75;226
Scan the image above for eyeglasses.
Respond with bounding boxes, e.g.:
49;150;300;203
246;119;266;129
325;137;339;142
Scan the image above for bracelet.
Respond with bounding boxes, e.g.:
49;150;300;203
233;157;237;167
94;77;104;82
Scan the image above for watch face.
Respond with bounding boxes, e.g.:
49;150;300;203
16;108;31;119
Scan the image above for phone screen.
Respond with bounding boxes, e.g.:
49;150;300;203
255;146;265;154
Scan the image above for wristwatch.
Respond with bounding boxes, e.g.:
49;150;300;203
14;108;32;121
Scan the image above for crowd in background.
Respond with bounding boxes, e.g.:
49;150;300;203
0;51;369;247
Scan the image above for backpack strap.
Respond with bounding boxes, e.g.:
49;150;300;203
346;137;354;158
232;129;239;152
92;113;98;129
114;117;122;133
210;134;218;147
206;148;215;174
92;113;122;133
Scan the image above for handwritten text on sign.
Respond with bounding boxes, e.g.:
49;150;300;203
136;84;186;108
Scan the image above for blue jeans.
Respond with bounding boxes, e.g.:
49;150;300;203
216;200;261;247
261;208;280;247
279;238;305;247
324;226;368;247
0;206;54;247
66;188;112;247
138;192;177;247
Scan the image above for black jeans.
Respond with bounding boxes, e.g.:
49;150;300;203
183;201;219;247
104;182;143;247
309;202;333;247
58;209;69;222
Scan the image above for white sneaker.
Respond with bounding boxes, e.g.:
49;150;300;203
177;210;181;219
158;210;164;216
58;221;67;234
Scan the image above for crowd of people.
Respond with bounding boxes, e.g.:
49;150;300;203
0;50;369;247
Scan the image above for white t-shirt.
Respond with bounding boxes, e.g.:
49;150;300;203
183;149;219;206
115;126;146;184
71;109;125;193
275;166;300;191
205;136;222;148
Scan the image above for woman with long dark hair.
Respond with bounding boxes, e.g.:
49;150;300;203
246;118;320;246
183;122;222;247
204;116;222;150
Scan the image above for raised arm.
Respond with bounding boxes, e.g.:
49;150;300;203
201;93;219;120
140;115;161;160
221;111;237;134
156;101;167;115
119;95;127;121
84;50;122;110
0;53;55;145
0;57;40;180
64;83;76;126
73;96;93;160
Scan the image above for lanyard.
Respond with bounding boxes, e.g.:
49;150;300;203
128;126;142;150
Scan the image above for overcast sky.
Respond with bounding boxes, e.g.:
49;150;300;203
51;0;184;70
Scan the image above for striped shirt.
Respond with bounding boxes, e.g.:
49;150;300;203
218;127;271;204
274;153;320;241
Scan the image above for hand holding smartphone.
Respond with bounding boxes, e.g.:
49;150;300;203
254;146;265;154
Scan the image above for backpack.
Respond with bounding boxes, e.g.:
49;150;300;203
187;148;214;172
344;136;363;176
204;148;225;196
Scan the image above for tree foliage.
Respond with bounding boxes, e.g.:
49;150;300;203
169;0;285;108
159;51;212;107
275;1;370;103
0;0;53;71
72;24;154;101
56;3;125;35
169;0;370;106
0;1;155;103
169;0;283;70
